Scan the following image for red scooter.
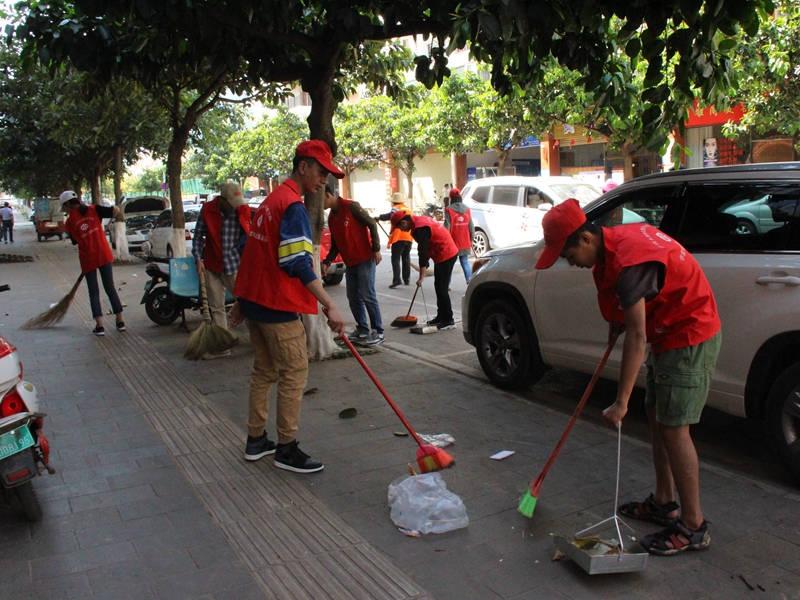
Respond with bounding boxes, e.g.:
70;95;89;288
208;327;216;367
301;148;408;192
0;284;53;521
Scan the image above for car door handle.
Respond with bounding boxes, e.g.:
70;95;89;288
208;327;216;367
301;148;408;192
756;276;800;286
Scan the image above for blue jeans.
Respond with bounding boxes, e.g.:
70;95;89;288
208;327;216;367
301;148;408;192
345;260;383;334
449;254;472;285
85;262;123;319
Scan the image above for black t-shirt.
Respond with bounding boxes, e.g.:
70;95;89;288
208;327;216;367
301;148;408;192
616;261;665;310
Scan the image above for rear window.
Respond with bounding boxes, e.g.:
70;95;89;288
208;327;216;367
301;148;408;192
490;186;521;206
470;186;490;203
185;209;201;222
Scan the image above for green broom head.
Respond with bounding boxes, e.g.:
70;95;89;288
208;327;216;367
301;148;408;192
20;275;84;330
416;444;454;473
518;487;538;518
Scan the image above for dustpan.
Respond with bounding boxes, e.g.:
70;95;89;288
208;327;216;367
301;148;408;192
391;286;419;328
409;285;437;334
553;425;648;575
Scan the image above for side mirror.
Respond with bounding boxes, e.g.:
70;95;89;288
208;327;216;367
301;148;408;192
538;203;553;212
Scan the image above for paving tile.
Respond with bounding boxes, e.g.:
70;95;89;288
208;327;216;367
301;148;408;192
75;514;173;550
69;484;157;513
29;540;138;580
149;562;256;600
116;491;203;521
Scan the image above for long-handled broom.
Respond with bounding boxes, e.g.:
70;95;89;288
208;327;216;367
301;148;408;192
20;274;84;330
340;333;454;473
518;332;619;517
183;270;239;360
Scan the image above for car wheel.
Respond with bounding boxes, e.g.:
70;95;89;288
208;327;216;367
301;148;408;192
735;219;757;235
473;229;490;256
766;361;800;481
57;234;63;241
166;245;173;258
475;299;545;390
323;273;343;286
145;287;181;325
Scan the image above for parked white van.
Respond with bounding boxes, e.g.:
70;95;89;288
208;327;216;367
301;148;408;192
461;176;603;253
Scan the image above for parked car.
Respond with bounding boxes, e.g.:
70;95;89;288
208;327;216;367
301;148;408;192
107;213;159;250
463;163;800;480
145;205;202;258
461;176;603;254
106;196;168;248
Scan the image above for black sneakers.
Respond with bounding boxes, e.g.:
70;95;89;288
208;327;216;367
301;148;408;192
244;432;276;461
116;321;126;332
92;326;105;336
437;320;456;330
427;316;442;326
274;440;323;473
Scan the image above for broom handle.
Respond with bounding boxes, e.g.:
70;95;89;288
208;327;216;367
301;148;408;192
404;286;419;319
339;334;426;448
198;270;212;324
532;332;619;490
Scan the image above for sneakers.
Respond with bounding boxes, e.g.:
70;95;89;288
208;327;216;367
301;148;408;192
362;331;385;346
244;432;276;461
437;320;456;330
116;321;126;332
388;282;400;289
92;326;105;336
274;440;323;473
202;349;231;360
347;330;368;342
427;316;443;326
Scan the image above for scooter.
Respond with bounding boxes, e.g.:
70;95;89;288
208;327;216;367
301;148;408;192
0;284;54;522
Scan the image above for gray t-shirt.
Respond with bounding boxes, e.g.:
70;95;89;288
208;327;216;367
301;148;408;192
616;261;665;310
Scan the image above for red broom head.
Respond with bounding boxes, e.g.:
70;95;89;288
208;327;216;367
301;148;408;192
416;444;454;473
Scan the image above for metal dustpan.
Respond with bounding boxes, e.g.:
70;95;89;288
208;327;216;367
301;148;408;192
391;286;418;328
408;285;436;334
553;425;648;575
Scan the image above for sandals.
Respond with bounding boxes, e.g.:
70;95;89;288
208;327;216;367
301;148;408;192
619;493;679;525
640;519;710;556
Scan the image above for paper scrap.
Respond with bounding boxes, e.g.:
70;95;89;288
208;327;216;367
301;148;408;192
490;450;515;460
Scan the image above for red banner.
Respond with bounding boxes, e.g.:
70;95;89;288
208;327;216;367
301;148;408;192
687;102;745;127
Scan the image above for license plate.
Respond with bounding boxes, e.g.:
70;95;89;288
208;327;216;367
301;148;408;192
0;425;35;461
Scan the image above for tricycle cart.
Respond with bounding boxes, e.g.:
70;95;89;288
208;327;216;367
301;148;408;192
33;198;66;242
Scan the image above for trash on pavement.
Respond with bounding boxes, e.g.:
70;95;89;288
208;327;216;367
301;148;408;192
397;527;420;537
338;407;358;419
388;472;468;534
490;450;515;460
418;433;455;448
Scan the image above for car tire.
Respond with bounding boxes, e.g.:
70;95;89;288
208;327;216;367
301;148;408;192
144;287;181;325
735;219;757;235
766;361;800;481
473;229;490;256
323;273;343;286
475;299;545;390
15;481;42;522
57;234;63;241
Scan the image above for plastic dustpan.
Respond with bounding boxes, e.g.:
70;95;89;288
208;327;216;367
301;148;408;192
391;286;419;328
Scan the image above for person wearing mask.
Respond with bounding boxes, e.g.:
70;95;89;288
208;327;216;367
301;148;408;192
323;187;385;345
390;211;459;330
61;191;125;336
192;183;251;359
376;192;413;288
443;187;475;284
231;140;346;474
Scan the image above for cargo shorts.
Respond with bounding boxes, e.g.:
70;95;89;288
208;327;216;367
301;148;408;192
645;331;722;427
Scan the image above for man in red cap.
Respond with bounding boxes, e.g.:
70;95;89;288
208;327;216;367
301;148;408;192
231;140;346;474
391;211;459;330
535;199;721;556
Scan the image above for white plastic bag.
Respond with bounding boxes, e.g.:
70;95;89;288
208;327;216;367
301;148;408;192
387;472;468;534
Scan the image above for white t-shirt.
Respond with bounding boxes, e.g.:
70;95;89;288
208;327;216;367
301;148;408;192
0;206;13;221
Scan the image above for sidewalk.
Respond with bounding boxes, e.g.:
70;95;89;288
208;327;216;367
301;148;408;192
1;220;799;600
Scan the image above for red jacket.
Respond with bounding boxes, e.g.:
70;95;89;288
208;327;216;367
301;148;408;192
446;206;472;250
198;200;251;273
65;205;114;274
411;215;458;264
327;198;373;267
234;180;317;314
593;224;720;354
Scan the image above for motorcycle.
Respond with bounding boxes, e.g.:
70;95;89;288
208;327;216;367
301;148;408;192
417;202;444;221
0;284;53;522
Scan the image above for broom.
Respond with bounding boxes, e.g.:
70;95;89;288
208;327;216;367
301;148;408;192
518;332;619;517
20;274;84;330
183;270;239;360
340;333;454;473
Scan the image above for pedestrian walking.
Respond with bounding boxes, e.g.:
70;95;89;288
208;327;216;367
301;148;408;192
443;187;474;284
535;199;722;556
390;211;459;330
231;140;346;474
323;187;385;346
192;182;251;360
1;201;13;243
376;192;413;288
441;183;451;207
61;191;125;336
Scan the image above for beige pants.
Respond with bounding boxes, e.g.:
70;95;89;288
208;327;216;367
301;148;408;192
205;270;237;329
246;319;308;443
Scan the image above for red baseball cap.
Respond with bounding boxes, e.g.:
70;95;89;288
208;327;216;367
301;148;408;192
295;140;345;179
390;210;412;229
449;187;461;197
534;199;587;269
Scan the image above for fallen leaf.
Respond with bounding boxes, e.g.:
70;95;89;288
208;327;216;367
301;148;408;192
339;407;358;419
393;431;409;436
303;387;318;396
552;550;565;562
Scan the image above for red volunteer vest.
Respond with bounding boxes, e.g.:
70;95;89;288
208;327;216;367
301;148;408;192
65;205;114;274
234;180;318;314
198;200;251;273
411;215;458;264
388;204;413;246
446;206;472;250
593;224;720;354
328;198;373;267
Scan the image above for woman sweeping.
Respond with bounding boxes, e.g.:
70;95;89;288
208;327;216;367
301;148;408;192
61;191;125;336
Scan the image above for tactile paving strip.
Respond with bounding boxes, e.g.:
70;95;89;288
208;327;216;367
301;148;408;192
40;255;432;600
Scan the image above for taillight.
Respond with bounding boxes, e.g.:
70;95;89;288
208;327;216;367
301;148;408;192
0;336;14;360
185;229;192;241
1;389;26;417
8;467;31;483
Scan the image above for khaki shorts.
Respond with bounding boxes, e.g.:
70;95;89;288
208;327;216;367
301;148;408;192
645;331;722;427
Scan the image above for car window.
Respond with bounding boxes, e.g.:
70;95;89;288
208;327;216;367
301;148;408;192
470;186;490;203
153;210;172;228
548;182;602;206
184;209;201;222
490;186;521;206
525;187;547;208
589;184;678;230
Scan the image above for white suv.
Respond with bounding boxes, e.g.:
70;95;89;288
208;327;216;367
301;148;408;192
462;163;800;480
461;176;603;254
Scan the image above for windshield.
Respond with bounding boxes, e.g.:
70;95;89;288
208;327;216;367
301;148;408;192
185;209;201;222
548;183;602;206
126;214;158;229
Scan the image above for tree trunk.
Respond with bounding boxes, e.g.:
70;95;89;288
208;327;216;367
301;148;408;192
622;140;635;181
114;221;131;261
90;172;102;205
113;145;123;204
405;169;416;211
167;120;192;259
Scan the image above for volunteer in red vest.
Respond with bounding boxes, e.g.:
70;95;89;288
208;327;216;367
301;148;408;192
322;187;384;346
535;199;722;556
376;192;413;288
390;211;459;331
192;182;251;359
230;140;346;474
443;187;475;284
61;191;125;336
